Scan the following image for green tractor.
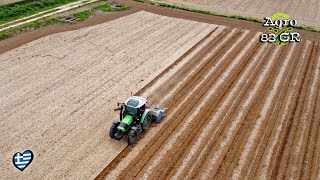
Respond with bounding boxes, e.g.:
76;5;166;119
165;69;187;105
109;96;167;144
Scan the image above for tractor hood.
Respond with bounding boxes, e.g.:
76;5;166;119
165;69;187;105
117;115;133;132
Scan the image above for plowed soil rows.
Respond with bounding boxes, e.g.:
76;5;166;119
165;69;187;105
155;0;320;27
1;10;320;179
0;11;217;179
97;19;320;179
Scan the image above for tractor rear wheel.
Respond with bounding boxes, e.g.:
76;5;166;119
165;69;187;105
142;113;152;131
128;129;138;145
109;122;120;138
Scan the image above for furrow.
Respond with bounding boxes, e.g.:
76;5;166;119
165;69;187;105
142;33;262;180
143;27;232;103
311;79;320;179
252;41;311;179
286;41;320;179
168;40;271;180
192;37;286;179
271;40;314;179
228;42;296;179
117;29;251;179
138;26;227;99
243;41;304;179
95;27;238;179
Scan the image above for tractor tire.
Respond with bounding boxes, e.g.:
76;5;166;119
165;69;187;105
109;122;120;139
142;113;152;131
128;129;138;145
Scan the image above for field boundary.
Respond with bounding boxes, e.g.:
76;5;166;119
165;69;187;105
134;0;320;33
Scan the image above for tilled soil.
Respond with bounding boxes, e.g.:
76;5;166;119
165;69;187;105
96;22;320;179
0;11;216;179
156;0;320;28
2;0;320;54
1;6;320;179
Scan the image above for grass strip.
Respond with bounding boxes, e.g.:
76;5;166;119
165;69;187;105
71;2;130;21
0;17;61;40
295;25;320;33
0;1;130;40
72;10;95;20
94;2;129;12
0;0;82;25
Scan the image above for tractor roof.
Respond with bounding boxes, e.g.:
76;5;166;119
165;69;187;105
125;96;147;108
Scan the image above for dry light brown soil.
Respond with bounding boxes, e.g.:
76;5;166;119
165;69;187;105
156;0;320;28
96;14;320;180
1;2;320;180
0;11;216;179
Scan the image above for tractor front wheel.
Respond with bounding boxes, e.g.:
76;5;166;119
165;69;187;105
128;129;138;145
109;122;120;138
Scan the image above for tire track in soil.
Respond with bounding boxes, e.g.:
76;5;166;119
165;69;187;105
117;29;250;180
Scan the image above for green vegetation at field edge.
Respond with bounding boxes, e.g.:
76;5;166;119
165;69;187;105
71;2;130;21
0;17;60;40
0;1;130;40
72;10;95;21
94;2;129;12
0;0;80;25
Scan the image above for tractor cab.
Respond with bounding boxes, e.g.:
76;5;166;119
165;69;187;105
123;96;147;120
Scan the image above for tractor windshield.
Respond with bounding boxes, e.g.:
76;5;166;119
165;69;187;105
127;99;139;107
125;105;137;116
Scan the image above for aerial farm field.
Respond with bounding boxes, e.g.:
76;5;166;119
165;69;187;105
1;1;320;180
155;0;320;28
0;11;215;179
96;15;320;179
